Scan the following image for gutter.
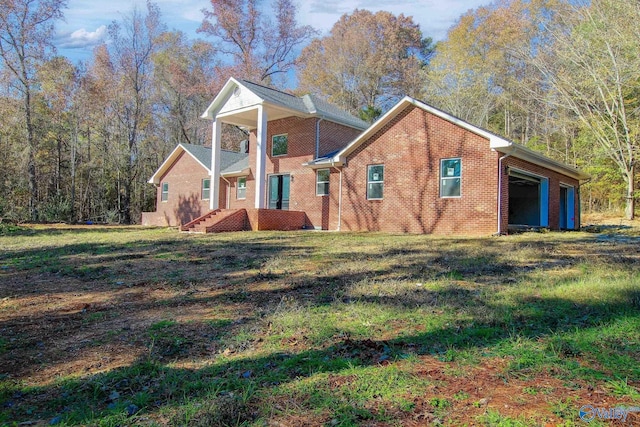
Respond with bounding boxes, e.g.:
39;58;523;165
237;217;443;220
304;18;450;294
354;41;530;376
332;164;342;231
316;117;324;159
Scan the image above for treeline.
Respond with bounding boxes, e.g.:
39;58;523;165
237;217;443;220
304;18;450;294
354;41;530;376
0;0;637;223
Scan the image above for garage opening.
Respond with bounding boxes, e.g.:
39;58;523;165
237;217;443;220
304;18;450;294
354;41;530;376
508;170;549;227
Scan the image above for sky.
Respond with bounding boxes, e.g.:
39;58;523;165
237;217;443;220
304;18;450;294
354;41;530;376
54;0;491;63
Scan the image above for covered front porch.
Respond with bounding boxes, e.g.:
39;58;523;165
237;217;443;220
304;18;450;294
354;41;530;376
201;78;316;213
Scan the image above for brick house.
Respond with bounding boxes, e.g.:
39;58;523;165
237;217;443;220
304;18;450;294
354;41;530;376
142;78;589;234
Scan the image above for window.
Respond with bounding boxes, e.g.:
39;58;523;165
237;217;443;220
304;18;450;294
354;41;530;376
201;178;210;200
272;134;288;156
161;182;169;202
367;164;384;200
316;169;330;196
237;177;246;199
440;158;461;197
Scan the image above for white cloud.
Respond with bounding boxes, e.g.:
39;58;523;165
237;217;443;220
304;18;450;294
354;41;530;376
56;25;107;49
298;0;489;40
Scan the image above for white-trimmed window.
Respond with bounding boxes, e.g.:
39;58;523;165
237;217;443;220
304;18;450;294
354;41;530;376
161;182;169;202
367;164;384;200
237;177;247;199
440;158;461;197
272;134;288;156
201;178;210;200
316;169;330;196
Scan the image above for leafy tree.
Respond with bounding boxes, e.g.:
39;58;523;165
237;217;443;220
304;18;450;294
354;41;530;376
532;0;640;219
0;0;67;220
199;0;315;83
426;0;563;144
297;9;430;117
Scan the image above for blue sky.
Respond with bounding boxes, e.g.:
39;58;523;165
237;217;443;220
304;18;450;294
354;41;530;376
54;0;491;63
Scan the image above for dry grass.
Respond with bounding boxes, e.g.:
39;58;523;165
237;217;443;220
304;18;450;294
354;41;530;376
0;223;639;426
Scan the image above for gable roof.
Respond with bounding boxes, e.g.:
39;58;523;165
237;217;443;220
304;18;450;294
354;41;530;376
148;143;249;185
201;78;369;131
307;96;589;181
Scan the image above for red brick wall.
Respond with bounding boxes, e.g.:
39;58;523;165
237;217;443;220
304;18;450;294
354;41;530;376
142;151;211;226
339;105;499;235
319;120;363;157
235;116;360;230
207;209;249;232
246;209;307;231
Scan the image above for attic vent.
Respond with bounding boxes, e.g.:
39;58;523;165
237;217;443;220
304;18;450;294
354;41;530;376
233;86;241;97
240;139;249;153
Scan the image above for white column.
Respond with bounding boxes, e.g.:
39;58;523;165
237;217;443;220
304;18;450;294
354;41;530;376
255;105;267;209
210;118;222;210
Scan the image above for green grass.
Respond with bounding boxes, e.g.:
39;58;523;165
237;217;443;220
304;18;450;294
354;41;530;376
0;226;639;425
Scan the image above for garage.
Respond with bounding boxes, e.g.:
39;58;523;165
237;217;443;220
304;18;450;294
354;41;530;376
508;169;549;228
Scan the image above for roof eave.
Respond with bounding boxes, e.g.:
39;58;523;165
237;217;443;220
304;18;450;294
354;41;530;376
302;159;345;169
333;97;414;161
493;141;590;181
332;95;589;181
221;167;251;178
148;144;184;185
148;144;211;185
201;77;245;120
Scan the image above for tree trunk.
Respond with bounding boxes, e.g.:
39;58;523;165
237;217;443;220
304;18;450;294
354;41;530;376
625;163;635;220
25;88;38;222
70;120;78;223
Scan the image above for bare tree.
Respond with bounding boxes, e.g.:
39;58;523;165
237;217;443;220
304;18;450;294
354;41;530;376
0;0;66;220
199;0;315;83
532;0;640;219
100;1;164;224
153;31;222;148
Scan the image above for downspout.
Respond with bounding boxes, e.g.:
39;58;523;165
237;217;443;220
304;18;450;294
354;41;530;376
315;117;324;159
496;146;516;235
332;164;342;231
221;175;231;209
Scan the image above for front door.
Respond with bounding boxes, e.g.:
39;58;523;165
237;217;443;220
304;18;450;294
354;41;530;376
268;174;290;210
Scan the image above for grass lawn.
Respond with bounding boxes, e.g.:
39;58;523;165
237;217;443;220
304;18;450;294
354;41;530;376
0;223;638;426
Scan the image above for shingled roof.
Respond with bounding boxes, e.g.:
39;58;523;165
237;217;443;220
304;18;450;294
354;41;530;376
239;80;369;130
147;143;249;185
201;78;369;131
180;144;248;174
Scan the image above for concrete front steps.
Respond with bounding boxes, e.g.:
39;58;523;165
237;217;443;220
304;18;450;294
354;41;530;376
180;208;308;233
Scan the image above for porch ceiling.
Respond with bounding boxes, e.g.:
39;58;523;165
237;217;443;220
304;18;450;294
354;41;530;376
217;104;307;130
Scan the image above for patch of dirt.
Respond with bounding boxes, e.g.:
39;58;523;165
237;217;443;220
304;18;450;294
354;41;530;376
2;226;639;425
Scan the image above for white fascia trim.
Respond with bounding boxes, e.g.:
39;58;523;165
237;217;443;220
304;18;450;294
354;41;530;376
221;168;251;178
148;144;211;185
332;95;588;181
334;97;509;164
494;142;589;181
201;77;244;120
302;159;342;169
